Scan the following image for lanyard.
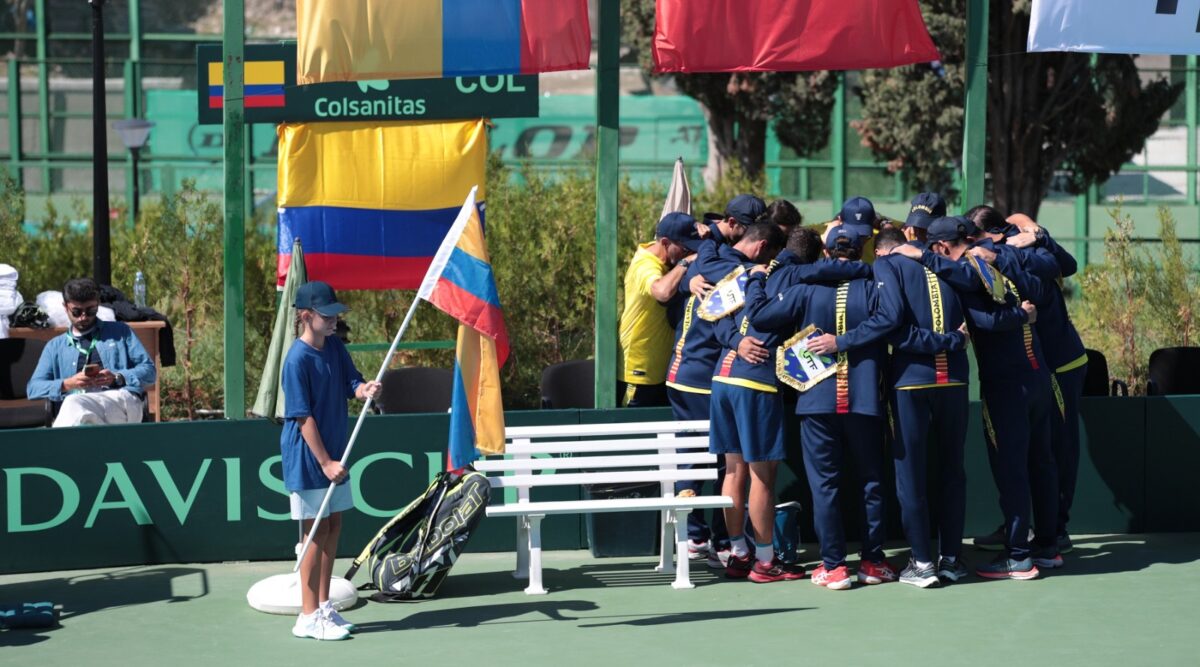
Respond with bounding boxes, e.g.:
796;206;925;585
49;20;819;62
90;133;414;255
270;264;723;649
67;332;97;359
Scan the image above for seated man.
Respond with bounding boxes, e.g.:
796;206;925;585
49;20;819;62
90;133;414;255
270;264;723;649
27;277;155;427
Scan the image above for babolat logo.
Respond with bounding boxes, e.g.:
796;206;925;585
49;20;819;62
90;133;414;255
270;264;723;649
1157;0;1200;31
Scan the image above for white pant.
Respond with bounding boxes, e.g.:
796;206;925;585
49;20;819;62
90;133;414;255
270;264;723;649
53;389;144;427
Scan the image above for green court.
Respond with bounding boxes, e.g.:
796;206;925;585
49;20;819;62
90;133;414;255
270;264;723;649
3;534;1197;666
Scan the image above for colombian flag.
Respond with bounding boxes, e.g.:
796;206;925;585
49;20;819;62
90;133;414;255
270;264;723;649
208;60;286;109
296;0;590;85
275;119;487;290
417;187;508;469
653;0;940;72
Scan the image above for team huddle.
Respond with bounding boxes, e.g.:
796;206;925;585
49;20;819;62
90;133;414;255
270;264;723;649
618;193;1085;589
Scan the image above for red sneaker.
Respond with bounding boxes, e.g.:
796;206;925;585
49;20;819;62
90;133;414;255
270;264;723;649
810;563;852;590
724;553;754;579
857;559;898;584
748;558;805;583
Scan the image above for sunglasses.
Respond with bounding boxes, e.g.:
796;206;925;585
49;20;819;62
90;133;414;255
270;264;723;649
69;306;99;317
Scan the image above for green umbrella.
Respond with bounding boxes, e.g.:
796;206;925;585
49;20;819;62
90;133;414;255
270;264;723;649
252;237;307;420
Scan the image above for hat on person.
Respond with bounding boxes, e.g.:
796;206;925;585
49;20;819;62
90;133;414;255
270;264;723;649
905;192;946;230
703;194;767;227
656;212;703;252
294;280;349;317
838;196;877;237
926;216;972;244
825;225;864;250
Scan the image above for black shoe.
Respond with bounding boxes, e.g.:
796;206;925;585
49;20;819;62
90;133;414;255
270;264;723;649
937;556;970;583
899;558;940;589
973;524;1034;551
1032;546;1063;569
1057;534;1074;554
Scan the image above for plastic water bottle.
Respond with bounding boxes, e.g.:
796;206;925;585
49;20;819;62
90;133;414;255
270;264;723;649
133;271;147;308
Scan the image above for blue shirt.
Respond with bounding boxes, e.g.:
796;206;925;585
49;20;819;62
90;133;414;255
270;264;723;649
27;320;155;400
280;336;365;491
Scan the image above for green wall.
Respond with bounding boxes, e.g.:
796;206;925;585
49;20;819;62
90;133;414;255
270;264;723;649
1;399;1195;574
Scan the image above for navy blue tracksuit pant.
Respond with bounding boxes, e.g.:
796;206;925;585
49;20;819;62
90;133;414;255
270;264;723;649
668;387;728;547
890;386;968;563
1051;364;1086;537
981;378;1059;561
800;413;886;569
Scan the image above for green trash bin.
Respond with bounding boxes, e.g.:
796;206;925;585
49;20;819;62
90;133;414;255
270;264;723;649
584;482;661;557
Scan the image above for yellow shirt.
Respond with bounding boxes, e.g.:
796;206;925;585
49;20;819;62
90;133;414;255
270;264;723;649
619;244;674;385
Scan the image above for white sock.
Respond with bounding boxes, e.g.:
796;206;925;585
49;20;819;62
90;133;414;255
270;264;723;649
916;560;934;570
729;535;750;558
319;600;332;610
755;543;774;565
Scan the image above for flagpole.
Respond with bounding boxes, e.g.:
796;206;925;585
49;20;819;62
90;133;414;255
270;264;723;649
293;295;423;571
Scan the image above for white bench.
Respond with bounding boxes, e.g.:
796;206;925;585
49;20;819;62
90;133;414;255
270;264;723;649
474;420;731;594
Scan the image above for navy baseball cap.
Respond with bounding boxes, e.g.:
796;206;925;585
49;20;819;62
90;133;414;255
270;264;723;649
294;280;349;317
825;225;864;250
906;192;946;230
839;196;876;234
704;194;766;227
926;216;972;244
656;212;703;251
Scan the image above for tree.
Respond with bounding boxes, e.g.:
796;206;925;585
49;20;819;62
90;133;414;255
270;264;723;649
620;0;836;188
855;0;1182;217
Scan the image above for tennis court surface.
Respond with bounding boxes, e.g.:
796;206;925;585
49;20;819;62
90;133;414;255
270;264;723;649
2;533;1197;666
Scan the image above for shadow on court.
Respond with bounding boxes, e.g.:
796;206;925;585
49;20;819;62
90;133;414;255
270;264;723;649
353;599;807;631
0;566;208;647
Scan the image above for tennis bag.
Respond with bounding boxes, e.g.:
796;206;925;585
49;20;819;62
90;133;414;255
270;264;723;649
345;469;490;601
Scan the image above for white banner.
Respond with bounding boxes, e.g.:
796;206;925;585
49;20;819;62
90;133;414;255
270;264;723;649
1029;0;1200;54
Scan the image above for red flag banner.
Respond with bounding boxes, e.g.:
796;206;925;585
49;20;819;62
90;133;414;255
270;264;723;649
653;0;941;73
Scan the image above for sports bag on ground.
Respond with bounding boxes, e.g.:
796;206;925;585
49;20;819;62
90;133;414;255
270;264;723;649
345;468;490;601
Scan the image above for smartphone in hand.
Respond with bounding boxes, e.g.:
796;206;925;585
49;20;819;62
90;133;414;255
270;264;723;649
84;363;101;377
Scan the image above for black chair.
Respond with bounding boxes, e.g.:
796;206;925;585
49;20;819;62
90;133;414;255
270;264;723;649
1146;346;1200;396
1083;348;1129;397
376;367;454;414
0;338;53;428
540;359;594;409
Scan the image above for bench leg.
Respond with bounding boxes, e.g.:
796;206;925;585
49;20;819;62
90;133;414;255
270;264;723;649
671;508;694;590
654;509;676;575
524;514;548;595
514;517;530;580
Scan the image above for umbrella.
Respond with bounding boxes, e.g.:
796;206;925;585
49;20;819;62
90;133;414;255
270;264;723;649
252;237;306;420
661;157;692;220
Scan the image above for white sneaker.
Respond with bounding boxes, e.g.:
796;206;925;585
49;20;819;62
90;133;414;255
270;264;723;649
292;611;350;641
321;602;357;633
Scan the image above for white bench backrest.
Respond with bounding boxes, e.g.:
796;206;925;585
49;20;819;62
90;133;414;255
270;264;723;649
477;420;712;502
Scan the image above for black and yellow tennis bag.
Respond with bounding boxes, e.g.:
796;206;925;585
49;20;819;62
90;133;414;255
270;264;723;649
345;469;490;601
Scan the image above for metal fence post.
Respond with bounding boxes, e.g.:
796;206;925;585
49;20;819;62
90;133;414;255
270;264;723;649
223;0;247;419
962;0;989;208
831;72;846;218
593;0;619;409
7;58;23;184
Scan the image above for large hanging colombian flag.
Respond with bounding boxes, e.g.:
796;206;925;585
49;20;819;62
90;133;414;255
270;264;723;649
653;0;941;72
417;186;508;469
276;119;487;290
296;0;590;85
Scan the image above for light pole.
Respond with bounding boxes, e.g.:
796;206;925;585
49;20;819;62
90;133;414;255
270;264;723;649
89;0;111;286
113;119;153;222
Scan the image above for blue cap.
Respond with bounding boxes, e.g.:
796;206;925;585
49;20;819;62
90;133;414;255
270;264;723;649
294;280;349;317
705;194;766;227
926;216;972;243
839;196;876;235
906;192;946;230
825;225;864;250
656;212;703;251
